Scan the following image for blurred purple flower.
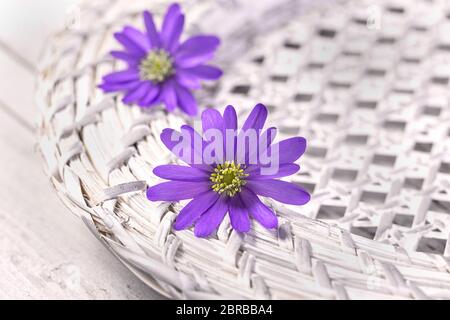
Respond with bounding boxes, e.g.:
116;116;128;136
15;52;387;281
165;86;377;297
99;3;222;116
147;104;310;238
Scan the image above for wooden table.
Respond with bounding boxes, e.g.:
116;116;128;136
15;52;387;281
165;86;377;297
0;0;163;300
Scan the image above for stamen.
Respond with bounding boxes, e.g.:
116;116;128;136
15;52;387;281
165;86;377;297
210;161;249;197
139;49;174;83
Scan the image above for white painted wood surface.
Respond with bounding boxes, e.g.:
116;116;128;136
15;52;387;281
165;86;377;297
0;0;163;300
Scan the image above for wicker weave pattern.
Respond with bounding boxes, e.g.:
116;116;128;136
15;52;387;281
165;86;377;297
37;0;450;299
218;0;450;257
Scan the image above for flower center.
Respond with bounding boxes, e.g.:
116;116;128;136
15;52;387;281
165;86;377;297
139;50;174;83
210;161;249;197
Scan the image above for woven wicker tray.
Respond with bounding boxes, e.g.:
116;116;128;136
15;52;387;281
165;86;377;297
37;0;450;299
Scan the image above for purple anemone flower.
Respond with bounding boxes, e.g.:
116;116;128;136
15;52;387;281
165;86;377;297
99;3;222;116
146;103;311;238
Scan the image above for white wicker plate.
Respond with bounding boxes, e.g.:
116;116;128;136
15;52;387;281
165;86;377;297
37;0;450;299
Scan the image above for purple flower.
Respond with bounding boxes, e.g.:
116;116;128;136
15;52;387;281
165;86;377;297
99;3;222;116
146;104;311;238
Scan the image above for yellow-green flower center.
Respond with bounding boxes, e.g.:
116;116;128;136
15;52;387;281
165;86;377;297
139;50;174;83
210;161;249;197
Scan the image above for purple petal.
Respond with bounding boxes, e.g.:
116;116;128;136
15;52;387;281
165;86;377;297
175;84;198;116
194;196;228;237
160;127;210;170
167;14;184;52
162;4;182;34
246;126;277;165
223;105;237;131
111;51;140;65
146;181;211;201
173;192;219;230
202;109;226;162
161;80;177;111
138;85;160;107
122;82;151;104
202;108;224;134
228;196;251;233
242;103;268;132
102;69;140;83
114;32;147;57
236;105;268;165
143;11;161;48
123;26;151;51
98;81;140;93
240;188;278;229
223;105;238;161
153;165;209;182
160;128;191;161
175;36;220;68
269;137;307;164
179;125;207;164
259;127;277;149
182;65;223;80
246;179;310;205
246;164;300;180
161;4;184;52
175;70;201;89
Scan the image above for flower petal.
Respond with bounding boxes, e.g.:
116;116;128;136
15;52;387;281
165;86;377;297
182;65;223;80
102;69;140;83
202;108;224;134
162;4;182;34
194;196;228;237
236;104;268;164
160;128;192;162
223;105;238;161
138;85;160;107
160;127;210;170
269;137;307;164
173;192;220;230
246;126;277;165
201;108;225;161
246;179;310;205
175;69;201;89
114;32;147;57
161;80;177;111
123;26;151;51
179;125;208;164
122;82;151;104
246;163;300;180
260;126;277;149
175;36;220;68
98;81;140;93
167;14;185;52
146;181;211;201
153;165;209;182
143;11;161;48
223;105;237;131
161;4;184;52
242;103;268;132
111;51;140;65
229;195;251;233
175;85;198;116
160;128;182;151
240;188;278;229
